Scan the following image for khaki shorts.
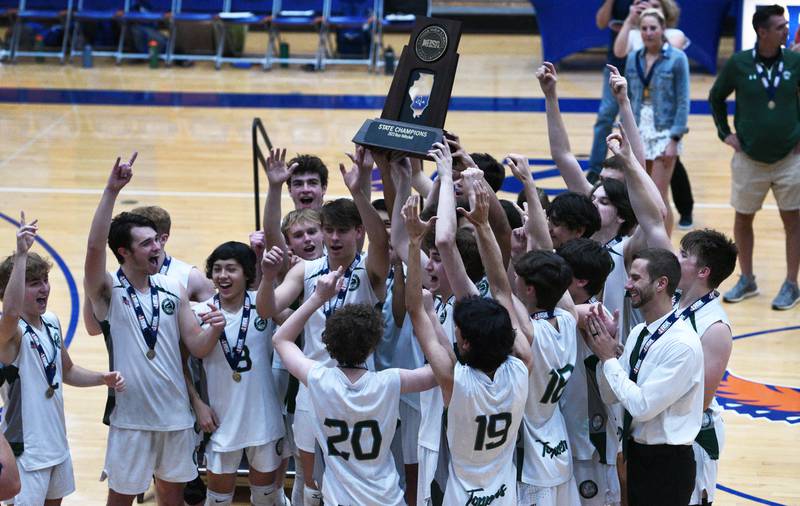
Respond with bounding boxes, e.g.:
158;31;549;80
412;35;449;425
731;151;800;214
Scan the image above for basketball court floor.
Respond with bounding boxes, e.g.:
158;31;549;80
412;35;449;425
0;32;798;505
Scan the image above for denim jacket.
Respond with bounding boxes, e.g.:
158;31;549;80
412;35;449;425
626;44;690;137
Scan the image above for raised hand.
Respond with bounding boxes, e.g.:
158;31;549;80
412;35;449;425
346;144;375;176
428;141;454;176
511;227;528;258
606;131;632;160
536;61;558;96
422;288;435;312
314;266;344;301
260;246;284;281
266;148;295;186
445;131;476;172
457;180;491;227
249;230;266;259
102;371;126;392
607;64;628;102
16;211;38;255
401;194;436;243
505;153;534;185
106;152;137;192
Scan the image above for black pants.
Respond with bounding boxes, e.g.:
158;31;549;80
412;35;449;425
671;157;694;218
627;441;696;506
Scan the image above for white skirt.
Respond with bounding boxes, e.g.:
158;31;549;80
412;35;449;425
640;102;683;161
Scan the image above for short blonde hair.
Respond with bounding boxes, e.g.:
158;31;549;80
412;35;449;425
640;8;667;31
281;209;321;238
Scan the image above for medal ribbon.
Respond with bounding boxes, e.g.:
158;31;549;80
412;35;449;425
676;290;719;322
22;319;59;391
159;255;172;275
753;46;784;104
531;310;556;320
635;45;665;98
321;254;361;319
214;293;251;372
629;310;680;382
604;235;623;251
117;269;160;354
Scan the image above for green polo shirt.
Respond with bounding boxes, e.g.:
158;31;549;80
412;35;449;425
709;48;800;163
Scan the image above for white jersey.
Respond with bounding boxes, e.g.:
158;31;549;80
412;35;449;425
106;273;194;431
679;295;729;453
560;308;620;464
193;291;285;452
602;237;643;343
0;313;69;471
296;254;379;412
444;357;528;506
520;308;578;487
307;363;403;505
376;267;424;410
418;294;455;451
161;255;193;289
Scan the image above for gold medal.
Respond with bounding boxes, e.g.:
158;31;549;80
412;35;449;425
643;87;650;100
768;100;776;110
232;371;242;382
146;349;156;360
45;386;55;399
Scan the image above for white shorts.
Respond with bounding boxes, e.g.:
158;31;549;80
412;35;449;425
292;409;316;454
399;402;420;465
11;456;75;505
416;445;438;505
206;439;284;475
690;422;725;505
102;426;198;495
517;476;581;506
573;457;620;506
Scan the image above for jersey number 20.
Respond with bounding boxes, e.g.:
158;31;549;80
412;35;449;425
324;418;382;461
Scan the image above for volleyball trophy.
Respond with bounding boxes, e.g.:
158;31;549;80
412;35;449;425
353;17;462;158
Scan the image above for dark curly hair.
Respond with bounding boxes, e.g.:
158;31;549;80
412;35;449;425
108;212;158;264
288;154;329;188
323;303;384;366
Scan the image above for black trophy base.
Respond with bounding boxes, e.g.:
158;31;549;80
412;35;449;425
352;118;443;159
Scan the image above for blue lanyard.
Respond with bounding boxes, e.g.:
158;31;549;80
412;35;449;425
322;254;361;319
159;255;172;275
117;269;160;355
531;310;556;320
213;293;251;372
21;318;59;392
630;310;680;381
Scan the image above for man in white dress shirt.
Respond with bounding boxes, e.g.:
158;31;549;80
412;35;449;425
585;247;703;506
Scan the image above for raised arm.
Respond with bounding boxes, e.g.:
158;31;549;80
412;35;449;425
403;195;456;403
340;148;390;298
606;133;672;261
84;153;137;321
613;4;642;58
262;148;294;259
255;246;305;319
609;64;646;168
0;213;38;364
506;155;552;251
273;264;344;386
432;141;479;299
596;0;615;29
409;157;433;197
538;62;593;195
459;181;534;371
